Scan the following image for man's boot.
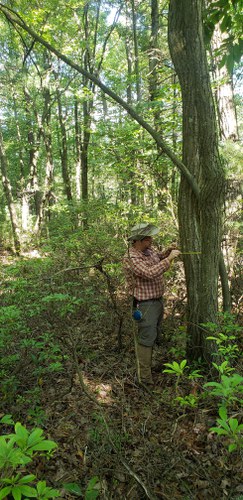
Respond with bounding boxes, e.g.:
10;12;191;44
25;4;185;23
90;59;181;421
136;344;153;385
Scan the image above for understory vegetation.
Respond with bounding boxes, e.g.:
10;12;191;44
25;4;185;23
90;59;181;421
0;0;242;498
0;208;242;499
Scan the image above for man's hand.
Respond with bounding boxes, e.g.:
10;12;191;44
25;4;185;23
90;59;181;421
167;249;181;261
161;244;178;259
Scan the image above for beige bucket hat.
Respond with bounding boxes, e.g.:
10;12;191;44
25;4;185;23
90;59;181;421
127;222;159;241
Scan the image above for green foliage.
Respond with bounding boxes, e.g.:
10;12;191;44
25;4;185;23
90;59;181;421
163;359;188;377
203;313;241;364
163;359;203;400
210;406;243;452
175;394;198;408
85;476;100;500
205;0;243;72
0;418;60;499
204;374;243;407
63;482;83;496
63;477;100;499
212;360;235;375
163;360;203;381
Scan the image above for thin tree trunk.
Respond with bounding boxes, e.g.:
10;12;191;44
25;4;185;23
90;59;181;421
148;0;160;121
0;127;21;254
57;89;72;201
74;96;82;200
131;0;141;102
12;91;29;231
125;30;133;104
24;87;41;219
35;84;55;230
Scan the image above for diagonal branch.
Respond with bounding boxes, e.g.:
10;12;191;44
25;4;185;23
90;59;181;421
0;3;199;199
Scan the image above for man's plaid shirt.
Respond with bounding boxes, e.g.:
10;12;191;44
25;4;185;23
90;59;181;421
123;246;170;301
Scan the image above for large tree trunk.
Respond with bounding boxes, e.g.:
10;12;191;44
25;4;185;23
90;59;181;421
168;0;226;361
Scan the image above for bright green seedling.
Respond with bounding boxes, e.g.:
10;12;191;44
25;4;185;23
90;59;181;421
207;332;240;360
35;480;60;499
0;474;37;500
212;360;235;376
0;436;31;470
163;360;188;393
9;422;58;456
204;374;243;407
163;359;188;377
175;394;198;408
0;418;60;500
187;369;203;381
163;360;203;392
210;406;243;452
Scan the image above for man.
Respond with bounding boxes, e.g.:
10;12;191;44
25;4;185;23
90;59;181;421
123;222;180;386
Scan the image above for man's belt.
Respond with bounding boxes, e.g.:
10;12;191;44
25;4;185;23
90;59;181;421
133;297;162;305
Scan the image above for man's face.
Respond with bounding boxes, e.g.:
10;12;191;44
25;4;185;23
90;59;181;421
140;236;153;250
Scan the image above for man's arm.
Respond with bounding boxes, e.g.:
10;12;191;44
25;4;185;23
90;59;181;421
128;249;180;280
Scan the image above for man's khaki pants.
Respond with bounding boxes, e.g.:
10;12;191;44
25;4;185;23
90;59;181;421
134;298;164;384
136;343;153;384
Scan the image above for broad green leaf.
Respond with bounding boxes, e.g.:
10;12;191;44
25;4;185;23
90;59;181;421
18;485;37;497
15;423;29;448
216;419;230;432
0;486;12;500
210;427;228;435
85;476;100;500
229;418;239;433
220;14;232;32
219;406;227;420
12;486;22;500
36;481;60;498
27;428;44;447
18;474;36;484
28;440;57;452
63;482;83;495
180;359;187;369
0;415;14;425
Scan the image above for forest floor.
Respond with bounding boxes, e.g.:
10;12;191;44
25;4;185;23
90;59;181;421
25;316;243;500
0;251;242;500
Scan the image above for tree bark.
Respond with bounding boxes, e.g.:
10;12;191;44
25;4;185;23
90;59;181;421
0;127;21;254
131;0;141;102
74;96;82;200
168;0;226;361
57;89;73;201
24;87;41;219
12;90;29;231
148;0;160;118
